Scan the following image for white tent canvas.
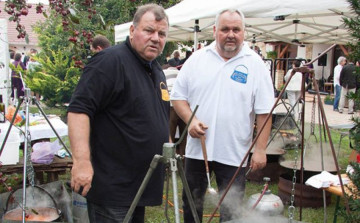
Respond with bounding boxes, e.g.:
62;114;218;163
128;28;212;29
0;18;10;111
114;0;354;45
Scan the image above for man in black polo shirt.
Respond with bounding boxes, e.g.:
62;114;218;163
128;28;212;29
67;4;170;222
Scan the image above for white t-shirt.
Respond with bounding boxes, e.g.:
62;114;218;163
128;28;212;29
333;64;343;87
170;42;274;167
284;69;302;91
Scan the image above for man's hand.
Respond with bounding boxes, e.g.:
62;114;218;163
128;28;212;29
188;119;208;138
71;160;94;197
250;149;267;171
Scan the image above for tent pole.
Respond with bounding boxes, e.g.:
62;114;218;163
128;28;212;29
194;20;199;52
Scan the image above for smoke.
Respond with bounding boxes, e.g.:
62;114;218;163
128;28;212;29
302;141;336;171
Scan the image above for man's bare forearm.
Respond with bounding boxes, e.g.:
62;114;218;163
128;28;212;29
68;112;91;163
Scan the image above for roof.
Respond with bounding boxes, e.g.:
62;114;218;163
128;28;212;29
0;2;49;46
115;0;355;45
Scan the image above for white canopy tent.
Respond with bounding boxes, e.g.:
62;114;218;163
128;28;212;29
114;0;354;46
0;19;10;110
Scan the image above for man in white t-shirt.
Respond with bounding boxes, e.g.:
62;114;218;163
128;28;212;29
333;56;346;111
170;9;274;222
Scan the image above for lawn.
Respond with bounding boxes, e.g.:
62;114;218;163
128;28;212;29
13;107;355;222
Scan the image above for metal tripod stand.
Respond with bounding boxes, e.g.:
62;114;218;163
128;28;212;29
0;88;71;223
124;106;200;223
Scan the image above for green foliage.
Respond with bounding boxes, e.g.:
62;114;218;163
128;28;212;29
339;1;360;221
25;50;81;107
266;50;278;60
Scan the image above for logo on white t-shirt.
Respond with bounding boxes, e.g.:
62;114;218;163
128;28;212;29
231;65;248;84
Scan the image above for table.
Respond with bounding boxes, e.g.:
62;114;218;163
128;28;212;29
0;156;73;184
20;115;68;142
323;174;357;223
0;115;68;143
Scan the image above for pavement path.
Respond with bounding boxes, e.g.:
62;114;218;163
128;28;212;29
274;92;355;130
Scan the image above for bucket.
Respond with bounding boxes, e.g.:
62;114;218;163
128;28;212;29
0;122;21;165
72;191;89;223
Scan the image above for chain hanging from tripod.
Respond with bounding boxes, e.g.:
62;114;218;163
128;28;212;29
288;138;298;222
309;96;317;138
25;131;35;187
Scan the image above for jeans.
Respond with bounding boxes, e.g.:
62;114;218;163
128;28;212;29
182;158;246;223
87;201;145;223
333;85;341;110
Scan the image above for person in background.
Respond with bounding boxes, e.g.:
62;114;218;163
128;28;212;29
67;4;170;222
339;60;357;114
179;50;192;65
305;59;314;86
90;34;111;53
11;53;26;99
333;56;347;112
284;60;303;120
171;9;274;222
23;48;37;67
168;50;180;67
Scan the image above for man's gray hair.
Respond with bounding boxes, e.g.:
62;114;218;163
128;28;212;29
337;56;346;65
215;9;245;29
133;4;169;28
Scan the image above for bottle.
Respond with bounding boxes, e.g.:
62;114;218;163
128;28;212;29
0;95;5;123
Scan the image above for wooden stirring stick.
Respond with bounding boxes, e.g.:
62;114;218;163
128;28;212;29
200;135;209;173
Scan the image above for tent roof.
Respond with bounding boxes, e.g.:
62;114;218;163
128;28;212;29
114;0;355;45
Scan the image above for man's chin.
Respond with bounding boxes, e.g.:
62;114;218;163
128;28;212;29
224;46;237;52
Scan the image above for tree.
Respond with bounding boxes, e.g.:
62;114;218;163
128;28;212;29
25;49;81;107
7;0;181;106
338;0;360;222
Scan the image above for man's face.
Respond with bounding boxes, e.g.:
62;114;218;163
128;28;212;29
213;11;244;59
174;52;180;58
341;60;346;66
130;12;168;61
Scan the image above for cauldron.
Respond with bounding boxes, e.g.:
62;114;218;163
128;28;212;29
272;113;297;130
224;215;305;222
280;160;337;182
3;185;62;222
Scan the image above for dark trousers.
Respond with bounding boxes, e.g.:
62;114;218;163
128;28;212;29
87;201;145;223
183;158;246;223
11;76;24;98
170;107;187;156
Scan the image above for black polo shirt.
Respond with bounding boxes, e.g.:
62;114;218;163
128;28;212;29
68;37;170;206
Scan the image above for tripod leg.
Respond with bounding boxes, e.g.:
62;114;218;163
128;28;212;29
170;158;181;223
123;155;163;223
164;167;171;223
33;98;72;158
176;156;200;223
0;98;24;157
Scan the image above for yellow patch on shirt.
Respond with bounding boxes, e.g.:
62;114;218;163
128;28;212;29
160;82;170;101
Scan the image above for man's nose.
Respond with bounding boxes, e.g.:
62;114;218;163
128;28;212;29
228;30;235;38
151;32;160;42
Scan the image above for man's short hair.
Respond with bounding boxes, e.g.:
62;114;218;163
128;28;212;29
92;35;111;50
337;56;346;65
293;60;301;68
215;9;245;29
14;53;22;61
173;51;180;57
133;4;169;28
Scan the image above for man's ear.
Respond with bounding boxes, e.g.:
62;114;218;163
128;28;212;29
129;25;135;40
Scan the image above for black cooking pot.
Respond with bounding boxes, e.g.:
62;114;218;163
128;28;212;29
3;185;62;222
272;113;297;130
280;160;337;182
